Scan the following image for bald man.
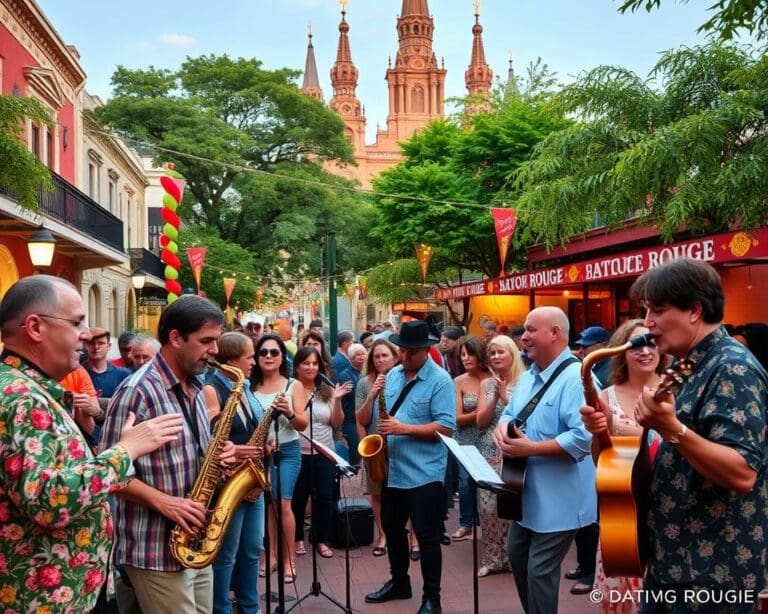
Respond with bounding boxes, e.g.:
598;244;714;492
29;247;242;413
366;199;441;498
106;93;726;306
493;307;596;614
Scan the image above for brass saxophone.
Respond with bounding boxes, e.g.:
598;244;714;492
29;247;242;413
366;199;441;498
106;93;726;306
357;377;388;483
169;359;245;569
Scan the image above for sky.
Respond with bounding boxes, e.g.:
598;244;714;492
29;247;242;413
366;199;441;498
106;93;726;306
37;0;721;141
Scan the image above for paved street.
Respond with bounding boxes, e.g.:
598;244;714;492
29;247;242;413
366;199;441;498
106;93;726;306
262;474;589;613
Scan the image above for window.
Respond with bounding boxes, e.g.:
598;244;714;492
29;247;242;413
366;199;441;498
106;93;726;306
88;163;97;198
108;182;115;212
46;129;54;168
31;124;41;159
411;85;425;113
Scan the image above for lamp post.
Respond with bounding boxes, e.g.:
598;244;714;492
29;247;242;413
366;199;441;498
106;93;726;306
131;270;146;330
27;226;56;272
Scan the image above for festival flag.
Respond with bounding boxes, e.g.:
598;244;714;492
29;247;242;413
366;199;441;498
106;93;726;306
223;277;237;310
357;275;368;299
186;248;207;296
490;207;517;276
345;283;357;302
415;243;434;287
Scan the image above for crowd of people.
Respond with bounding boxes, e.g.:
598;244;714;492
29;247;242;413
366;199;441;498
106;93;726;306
0;257;766;613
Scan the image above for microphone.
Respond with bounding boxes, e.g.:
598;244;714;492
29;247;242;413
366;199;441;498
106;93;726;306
317;373;336;388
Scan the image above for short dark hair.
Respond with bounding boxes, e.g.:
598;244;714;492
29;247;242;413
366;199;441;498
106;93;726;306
250;333;290;389
630;258;724;324
509;325;525;338
337;330;354;347
293;345;331;401
309;319;323;329
117;331;136;347
0;275;76;336
359;331;373;344
157;295;224;345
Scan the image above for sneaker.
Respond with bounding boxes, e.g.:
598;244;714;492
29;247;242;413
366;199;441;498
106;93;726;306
451;526;472;541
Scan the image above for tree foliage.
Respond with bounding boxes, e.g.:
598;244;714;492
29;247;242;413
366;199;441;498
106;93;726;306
93;55;355;237
618;0;768;40
0;96;52;210
513;42;768;248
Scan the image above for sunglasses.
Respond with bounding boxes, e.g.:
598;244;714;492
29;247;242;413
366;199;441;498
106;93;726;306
258;348;281;357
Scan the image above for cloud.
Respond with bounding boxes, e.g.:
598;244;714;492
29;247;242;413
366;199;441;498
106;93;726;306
156;33;196;47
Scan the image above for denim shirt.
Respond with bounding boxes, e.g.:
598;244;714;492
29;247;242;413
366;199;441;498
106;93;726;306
385;357;456;489
501;347;597;532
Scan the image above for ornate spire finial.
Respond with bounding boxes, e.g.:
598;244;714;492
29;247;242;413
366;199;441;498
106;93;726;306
308;22;312;39
473;1;480;16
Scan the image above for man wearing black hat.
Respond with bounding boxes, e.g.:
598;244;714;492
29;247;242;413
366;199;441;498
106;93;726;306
365;320;456;614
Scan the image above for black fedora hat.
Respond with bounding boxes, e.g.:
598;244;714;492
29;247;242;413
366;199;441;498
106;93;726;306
389;320;438;349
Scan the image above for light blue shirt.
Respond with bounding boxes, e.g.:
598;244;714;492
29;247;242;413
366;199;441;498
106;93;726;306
501;347;597;532
385;357;456;489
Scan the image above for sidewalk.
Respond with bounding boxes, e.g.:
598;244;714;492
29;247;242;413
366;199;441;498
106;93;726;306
260;475;593;613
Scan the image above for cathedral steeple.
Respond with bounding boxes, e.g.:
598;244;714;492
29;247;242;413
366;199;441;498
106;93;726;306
329;1;366;154
301;25;323;101
465;2;492;98
504;54;519;101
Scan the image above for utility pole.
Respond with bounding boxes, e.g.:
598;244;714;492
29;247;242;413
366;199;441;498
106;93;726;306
327;231;338;352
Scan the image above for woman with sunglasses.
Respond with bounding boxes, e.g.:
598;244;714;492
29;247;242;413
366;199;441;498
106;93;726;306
201;332;267;614
290;346;352;560
590;319;668;612
249;334;301;583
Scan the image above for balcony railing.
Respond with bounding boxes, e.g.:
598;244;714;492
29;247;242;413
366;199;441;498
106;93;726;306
1;171;124;253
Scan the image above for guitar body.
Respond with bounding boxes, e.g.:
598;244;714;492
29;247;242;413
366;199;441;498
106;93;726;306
497;456;526;521
596;432;652;577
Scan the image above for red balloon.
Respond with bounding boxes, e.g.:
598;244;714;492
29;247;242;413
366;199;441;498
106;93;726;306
160;175;182;203
159;235;170;247
166;279;182;295
161;250;181;270
161;207;180;227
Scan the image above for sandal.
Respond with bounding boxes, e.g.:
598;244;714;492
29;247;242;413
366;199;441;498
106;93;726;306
317;543;334;558
372;545;387;557
477;566;491;578
571;581;593;595
295;541;307;555
259;562;277;577
284;572;295;585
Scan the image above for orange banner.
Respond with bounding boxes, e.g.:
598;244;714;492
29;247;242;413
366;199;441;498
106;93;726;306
490;207;517;276
223;277;237;309
186;247;207;296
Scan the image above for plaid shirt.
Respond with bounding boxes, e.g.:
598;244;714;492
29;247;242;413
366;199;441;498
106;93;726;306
99;353;211;571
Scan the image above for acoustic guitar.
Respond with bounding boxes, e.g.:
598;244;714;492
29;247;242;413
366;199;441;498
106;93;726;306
583;336;692;577
497;430;526;521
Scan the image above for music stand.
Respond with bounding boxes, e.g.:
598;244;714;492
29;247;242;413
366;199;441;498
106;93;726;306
437;433;507;614
285;432;356;614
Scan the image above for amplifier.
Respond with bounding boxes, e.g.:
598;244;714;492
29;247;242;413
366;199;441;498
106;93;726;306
331;497;374;548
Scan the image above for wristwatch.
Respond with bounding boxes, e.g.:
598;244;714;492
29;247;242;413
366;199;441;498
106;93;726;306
287;412;296;422
666;423;688;445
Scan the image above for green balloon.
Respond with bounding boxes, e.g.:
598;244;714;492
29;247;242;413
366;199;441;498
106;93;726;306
167;241;178;255
163;194;178;211
163;223;178;240
165;266;178;280
167;292;178;303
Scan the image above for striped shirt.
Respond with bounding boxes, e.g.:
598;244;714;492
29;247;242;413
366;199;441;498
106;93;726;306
100;352;211;571
385;357;456;489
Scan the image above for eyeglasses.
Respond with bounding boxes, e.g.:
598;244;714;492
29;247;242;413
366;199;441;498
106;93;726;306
23;314;88;331
258;348;281;357
628;343;657;354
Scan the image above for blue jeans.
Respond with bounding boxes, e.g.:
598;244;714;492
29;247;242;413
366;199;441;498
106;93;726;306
212;497;265;614
270;439;301;500
457;465;477;529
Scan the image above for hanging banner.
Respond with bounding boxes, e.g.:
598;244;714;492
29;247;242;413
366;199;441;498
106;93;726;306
223;277;237;310
186;247;207;296
345;283;357;302
159;163;186;303
357;275;368;299
490;207;517;277
415;243;434;287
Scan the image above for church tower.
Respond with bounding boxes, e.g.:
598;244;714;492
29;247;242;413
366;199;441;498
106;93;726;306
464;3;493;103
301;26;324;101
329;1;366;155
384;0;446;139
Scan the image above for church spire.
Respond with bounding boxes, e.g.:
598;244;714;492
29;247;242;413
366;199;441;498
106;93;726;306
401;0;429;16
504;53;519;101
465;2;492;98
301;24;323;101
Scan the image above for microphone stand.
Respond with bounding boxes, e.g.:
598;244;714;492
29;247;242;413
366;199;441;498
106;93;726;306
286;384;348;613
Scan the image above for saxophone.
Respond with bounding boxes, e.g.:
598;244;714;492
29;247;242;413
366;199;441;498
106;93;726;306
357;378;388;483
169;359;245;569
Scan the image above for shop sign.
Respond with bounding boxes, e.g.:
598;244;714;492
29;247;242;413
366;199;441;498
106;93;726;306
434;227;767;300
392;301;433;312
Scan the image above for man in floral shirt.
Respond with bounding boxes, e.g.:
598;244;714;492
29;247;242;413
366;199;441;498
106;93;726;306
583;258;767;613
0;276;184;613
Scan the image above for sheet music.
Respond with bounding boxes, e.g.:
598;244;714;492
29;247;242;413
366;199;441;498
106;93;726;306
437;432;503;486
299;432;356;476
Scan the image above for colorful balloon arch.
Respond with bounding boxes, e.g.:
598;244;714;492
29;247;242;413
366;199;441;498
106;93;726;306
159;164;186;303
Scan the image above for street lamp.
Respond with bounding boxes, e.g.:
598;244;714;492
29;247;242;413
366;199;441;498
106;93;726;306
131;270;146;329
27;227;56;269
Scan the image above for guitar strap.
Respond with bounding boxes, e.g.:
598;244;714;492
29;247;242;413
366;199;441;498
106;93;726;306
510;357;579;432
388;378;419;417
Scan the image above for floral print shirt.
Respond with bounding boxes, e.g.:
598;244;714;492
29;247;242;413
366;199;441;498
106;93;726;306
0;353;133;613
647;327;768;593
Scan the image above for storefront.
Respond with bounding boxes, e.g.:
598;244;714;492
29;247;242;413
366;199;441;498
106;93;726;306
436;227;768;337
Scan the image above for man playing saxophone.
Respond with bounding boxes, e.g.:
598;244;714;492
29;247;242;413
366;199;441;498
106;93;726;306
100;296;236;614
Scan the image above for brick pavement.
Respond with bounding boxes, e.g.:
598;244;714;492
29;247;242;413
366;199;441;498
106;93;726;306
259;474;592;613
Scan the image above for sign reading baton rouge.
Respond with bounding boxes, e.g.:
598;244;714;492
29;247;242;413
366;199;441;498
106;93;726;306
434;227;766;301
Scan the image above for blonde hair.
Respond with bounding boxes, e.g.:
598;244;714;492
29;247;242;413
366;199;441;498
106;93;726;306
488;335;525;387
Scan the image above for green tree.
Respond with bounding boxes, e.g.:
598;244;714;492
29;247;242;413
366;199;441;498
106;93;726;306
93;55;354;237
513;43;768;249
0;96;52;210
618;0;768;40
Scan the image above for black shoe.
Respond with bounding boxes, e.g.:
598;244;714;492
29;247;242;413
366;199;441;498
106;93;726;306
440;533;451;546
365;580;413;603
565;566;586;580
417;598;442;613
